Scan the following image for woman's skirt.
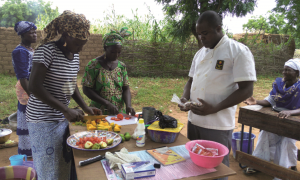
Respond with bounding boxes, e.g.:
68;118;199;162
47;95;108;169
28;120;72;180
17;102;32;156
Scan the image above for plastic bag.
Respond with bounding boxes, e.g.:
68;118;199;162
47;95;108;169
191;143;218;156
154;110;177;129
171;94;202;110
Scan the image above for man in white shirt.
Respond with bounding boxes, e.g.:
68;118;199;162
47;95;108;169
179;11;257;180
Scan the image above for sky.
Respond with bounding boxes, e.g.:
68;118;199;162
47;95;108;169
1;0;277;34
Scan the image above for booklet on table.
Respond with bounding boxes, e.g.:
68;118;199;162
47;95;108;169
146;146;185;166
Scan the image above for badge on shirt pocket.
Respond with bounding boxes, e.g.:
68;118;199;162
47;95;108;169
215;60;224;70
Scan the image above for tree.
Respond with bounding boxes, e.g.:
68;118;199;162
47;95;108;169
0;0;58;27
273;0;300;48
242;12;286;34
155;0;258;47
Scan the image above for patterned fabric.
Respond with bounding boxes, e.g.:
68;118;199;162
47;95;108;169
102;27;132;46
28;120;72;180
14;21;36;35
40;10;90;45
16;80;29;105
26;42;79;122
82;59;129;114
16;103;32;156
12;45;33;80
285;58;300;71
12;45;33;156
268;78;300;110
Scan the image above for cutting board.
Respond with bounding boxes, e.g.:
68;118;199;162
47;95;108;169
105;113;138;126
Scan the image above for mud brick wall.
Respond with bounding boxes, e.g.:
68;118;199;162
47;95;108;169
0;27;103;75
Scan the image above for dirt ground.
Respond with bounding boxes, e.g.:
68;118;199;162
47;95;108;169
1;105;300;180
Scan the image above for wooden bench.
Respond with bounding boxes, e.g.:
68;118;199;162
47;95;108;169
236;106;300;179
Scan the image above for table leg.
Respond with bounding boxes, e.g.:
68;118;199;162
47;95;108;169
239;124;247;169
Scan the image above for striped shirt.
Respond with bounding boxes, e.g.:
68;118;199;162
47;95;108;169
26;42;79;122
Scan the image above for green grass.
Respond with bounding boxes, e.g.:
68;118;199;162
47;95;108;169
0;73;282;120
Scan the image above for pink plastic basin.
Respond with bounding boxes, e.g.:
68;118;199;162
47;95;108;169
185;140;229;168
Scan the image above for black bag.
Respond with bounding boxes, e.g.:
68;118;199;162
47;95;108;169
155;111;177;129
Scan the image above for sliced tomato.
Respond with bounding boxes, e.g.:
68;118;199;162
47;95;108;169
134;114;139;117
111;117;116;120
115;118;122;121
78;144;84;148
76;142;80;146
125;117;131;120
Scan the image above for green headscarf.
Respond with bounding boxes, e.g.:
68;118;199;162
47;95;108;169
102;27;132;46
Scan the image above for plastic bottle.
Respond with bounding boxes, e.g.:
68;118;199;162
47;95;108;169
136;118;146;147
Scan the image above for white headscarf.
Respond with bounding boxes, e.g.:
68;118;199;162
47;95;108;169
284;59;300;71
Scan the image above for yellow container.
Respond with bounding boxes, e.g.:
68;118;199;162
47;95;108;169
147;121;184;133
147;121;184;144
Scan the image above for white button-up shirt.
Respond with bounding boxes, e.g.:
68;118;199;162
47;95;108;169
188;35;257;130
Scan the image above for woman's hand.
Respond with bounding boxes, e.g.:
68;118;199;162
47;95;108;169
126;106;135;115
83;107;102;115
63;108;84;122
107;103;119;115
244;97;257;105
278;110;293;119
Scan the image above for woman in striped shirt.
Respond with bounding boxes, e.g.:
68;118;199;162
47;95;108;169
26;11;100;179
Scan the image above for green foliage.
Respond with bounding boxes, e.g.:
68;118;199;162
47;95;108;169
243;11;286;34
91;5;172;43
242;11;300;48
273;0;300;49
0;0;58;27
155;0;258;45
35;7;59;30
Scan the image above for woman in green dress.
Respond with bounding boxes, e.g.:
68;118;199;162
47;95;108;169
82;27;135;115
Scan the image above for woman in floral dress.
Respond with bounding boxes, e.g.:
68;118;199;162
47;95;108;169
12;21;37;156
82;27;135;115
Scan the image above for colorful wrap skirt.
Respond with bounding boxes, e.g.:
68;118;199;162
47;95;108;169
28;120;72;180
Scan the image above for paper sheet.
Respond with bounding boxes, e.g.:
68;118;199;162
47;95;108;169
242;105;263;111
102;145;216;180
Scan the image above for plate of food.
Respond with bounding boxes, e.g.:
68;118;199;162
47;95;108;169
67;130;122;151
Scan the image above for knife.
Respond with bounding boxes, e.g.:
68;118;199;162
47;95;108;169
83;115;108;121
79;149;120;166
120;112;136;119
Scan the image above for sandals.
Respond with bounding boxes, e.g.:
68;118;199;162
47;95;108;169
244;167;260;175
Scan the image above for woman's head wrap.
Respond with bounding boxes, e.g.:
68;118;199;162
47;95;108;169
285;59;300;71
102;27;132;46
40;10;90;45
14;21;37;35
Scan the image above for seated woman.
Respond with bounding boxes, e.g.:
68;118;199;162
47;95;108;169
82;27;135;115
244;59;300;177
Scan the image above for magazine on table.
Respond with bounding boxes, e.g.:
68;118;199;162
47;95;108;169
146;146;185;166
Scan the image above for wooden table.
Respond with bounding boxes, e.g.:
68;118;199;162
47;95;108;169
69;123;236;180
236;106;300;180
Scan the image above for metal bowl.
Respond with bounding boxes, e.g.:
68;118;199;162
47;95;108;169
0;128;12;144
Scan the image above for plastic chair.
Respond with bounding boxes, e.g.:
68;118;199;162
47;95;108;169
0;166;36;180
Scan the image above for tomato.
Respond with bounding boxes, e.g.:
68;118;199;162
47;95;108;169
76;142;80;146
111;117;116;120
115;118;122;121
125;117;131;120
117;114;124;120
78;144;84;148
135;114;139;117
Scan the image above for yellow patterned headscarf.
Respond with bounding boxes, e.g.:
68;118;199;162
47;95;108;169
103;27;132;46
40;10;90;45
